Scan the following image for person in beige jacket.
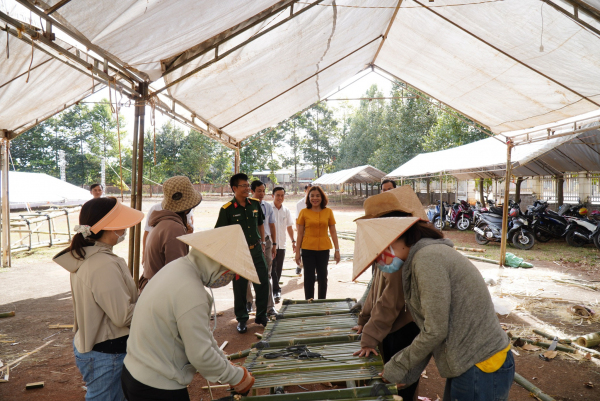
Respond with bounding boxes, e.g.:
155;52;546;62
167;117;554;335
53;197;143;401
122;226;257;401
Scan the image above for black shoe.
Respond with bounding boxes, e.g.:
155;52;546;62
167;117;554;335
237;321;247;333
246;302;252;313
255;316;268;327
274;293;281;304
295;266;302;275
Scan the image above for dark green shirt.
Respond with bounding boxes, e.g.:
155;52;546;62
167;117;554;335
215;196;264;245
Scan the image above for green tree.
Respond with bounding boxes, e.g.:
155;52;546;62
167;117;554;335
369;83;437;173
280;115;304;186
10;118;60;176
423;111;488;152
240;128;283;177
299;102;338;177
336;85;385;170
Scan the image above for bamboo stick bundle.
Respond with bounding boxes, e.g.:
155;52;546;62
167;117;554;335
227;349;251;360
265;328;358;342
280;304;355;315
233;384;397;401
262;315;358;341
282;299;357;305
251;367;383;389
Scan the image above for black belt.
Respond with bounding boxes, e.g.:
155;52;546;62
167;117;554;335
92;335;128;354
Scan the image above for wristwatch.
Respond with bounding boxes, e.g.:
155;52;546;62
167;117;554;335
272;242;277;246
261;241;266;245
335;249;340;252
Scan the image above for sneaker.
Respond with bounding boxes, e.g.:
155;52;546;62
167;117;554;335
267;309;278;318
246;302;252;313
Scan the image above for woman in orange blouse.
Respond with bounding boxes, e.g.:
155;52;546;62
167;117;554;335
295;186;340;299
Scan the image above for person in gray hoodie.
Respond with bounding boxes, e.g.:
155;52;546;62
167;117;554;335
354;217;513;401
122;225;257;401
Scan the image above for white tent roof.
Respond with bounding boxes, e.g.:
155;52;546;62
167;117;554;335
2;0;600;144
252;169;293;176
313;165;386;185
5;172;92;209
386;122;600;180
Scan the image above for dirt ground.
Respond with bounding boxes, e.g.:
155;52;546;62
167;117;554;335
1;195;599;400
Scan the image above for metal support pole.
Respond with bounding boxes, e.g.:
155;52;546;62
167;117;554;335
499;141;513;267
127;97;140;276
234;146;241;174
440;171;443;204
1;138;10;267
132;83;148;288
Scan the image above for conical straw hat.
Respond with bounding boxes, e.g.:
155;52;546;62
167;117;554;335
177;225;260;284
353;217;421;281
355;185;428;221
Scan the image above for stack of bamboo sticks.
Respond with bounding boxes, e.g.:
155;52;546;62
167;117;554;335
240;299;386;392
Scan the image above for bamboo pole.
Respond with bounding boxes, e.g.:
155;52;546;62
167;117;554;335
227;349;251;360
276;310;354;319
0;340;55;373
575;332;600;348
514;372;555;401
569;341;600;358
462;254;499;265
252;334;361;349
282;298;356;305
0;311;15;318
454;246;486;253
499;141;513;267
251;361;382;376
532;330;571;344
233;384;397;401
511;337;576;353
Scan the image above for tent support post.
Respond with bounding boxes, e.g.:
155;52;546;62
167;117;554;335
128;96;141;276
234;146;241;174
557;175;564;208
132;84;148;288
515;177;523;203
440;171;443;206
1;138;11;267
499;141;513;268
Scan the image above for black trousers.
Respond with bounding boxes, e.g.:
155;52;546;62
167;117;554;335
272;249;286;294
121;365;190;401
301;249;329;299
382;322;421;401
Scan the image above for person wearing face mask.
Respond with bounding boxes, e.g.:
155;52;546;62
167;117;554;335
140;176;202;292
351;187;429;401
353;215;514;401
53;197;144;401
121;226;257;401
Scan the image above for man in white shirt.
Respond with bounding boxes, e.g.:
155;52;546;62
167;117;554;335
247;180;277;316
296;183;312;217
271;187;295;303
294;183;312;274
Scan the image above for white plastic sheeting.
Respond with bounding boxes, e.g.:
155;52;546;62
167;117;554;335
385;127;600;180
2;0;600;144
4;172;92;209
0;35;101;134
377;0;600;133
164;0;394;141
313;165;386;185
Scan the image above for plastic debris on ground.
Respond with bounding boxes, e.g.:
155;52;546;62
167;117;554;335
505;253;534;268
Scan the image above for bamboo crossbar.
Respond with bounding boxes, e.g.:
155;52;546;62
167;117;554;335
228;385;397;401
252;334;361;349
282;299;356;305
277;310;356;319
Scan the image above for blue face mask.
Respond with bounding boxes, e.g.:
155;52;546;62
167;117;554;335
376;247;404;274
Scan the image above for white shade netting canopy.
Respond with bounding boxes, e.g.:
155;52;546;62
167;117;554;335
4;172;92;209
1;0;600;145
313;165;387;185
386;114;600;179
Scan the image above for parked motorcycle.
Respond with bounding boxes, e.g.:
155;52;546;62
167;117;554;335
473;201;535;250
527;200;574;243
427;200;448;230
447;200;474;231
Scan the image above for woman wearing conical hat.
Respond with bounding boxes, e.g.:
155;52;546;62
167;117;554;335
122;226;256;401
352;189;514;401
351;186;428;401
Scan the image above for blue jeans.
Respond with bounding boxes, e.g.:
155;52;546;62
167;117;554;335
443;351;515;401
73;342;126;401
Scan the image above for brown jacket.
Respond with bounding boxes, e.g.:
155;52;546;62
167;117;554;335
358;267;413;349
141;210;188;290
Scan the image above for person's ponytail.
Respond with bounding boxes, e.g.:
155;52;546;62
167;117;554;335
67;197;117;260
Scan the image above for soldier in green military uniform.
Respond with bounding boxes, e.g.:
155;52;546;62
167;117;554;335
215;173;270;333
